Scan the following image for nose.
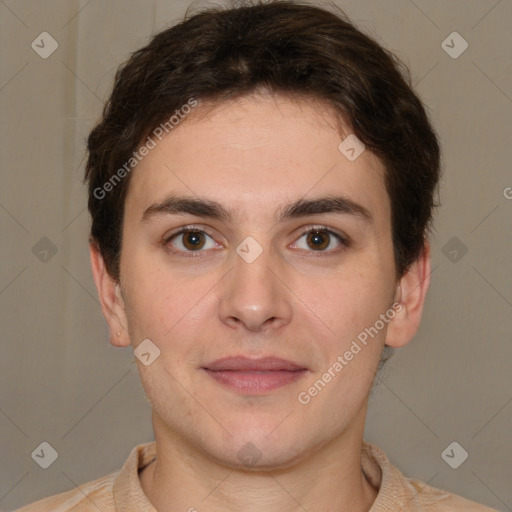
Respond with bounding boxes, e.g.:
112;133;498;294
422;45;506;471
217;242;293;333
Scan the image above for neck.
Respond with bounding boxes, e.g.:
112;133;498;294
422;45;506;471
140;411;379;512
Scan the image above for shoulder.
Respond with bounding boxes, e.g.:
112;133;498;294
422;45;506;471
15;471;118;511
15;442;156;511
404;477;499;511
362;441;499;511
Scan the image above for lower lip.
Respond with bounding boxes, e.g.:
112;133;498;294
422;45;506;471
203;369;307;394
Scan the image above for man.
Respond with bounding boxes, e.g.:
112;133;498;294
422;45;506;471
18;1;497;510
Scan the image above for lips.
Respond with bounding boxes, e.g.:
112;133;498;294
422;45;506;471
201;356;308;394
202;356;307;372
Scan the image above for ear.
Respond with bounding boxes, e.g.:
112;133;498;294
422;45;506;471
384;242;431;348
89;241;130;347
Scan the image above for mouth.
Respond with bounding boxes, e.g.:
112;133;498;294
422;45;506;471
201;356;309;394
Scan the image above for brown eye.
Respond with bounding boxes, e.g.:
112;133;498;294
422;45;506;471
292;227;348;253
166;228;217;254
181;231;206;250
306;230;331;250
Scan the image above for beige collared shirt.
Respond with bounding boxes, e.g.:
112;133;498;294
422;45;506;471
16;441;498;511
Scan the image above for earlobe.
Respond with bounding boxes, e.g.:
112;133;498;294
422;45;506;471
89;242;130;348
384;243;431;348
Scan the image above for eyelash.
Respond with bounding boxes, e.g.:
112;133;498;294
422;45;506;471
163;224;350;259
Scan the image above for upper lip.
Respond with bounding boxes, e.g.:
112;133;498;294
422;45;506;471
203;356;307;372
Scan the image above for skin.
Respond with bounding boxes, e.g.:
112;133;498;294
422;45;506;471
90;92;430;512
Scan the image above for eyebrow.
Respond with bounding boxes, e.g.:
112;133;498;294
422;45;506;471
142;194;373;225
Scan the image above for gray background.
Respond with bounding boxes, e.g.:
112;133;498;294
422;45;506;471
1;0;511;510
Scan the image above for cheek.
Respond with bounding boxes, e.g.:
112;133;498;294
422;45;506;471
120;250;174;338
121;254;214;347
300;260;393;341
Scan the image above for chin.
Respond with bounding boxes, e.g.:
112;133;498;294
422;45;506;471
206;437;310;472
201;419;314;471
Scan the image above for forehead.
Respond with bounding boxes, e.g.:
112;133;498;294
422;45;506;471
124;94;389;226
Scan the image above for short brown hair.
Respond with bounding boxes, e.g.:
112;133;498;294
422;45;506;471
85;0;440;282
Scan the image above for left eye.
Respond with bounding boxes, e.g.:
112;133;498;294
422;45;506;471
292;228;347;252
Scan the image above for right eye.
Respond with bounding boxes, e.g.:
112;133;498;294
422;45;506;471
164;226;219;257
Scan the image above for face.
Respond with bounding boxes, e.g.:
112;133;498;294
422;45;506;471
95;93;425;470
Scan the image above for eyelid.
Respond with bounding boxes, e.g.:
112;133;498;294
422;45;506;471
164;223;215;239
296;224;349;243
